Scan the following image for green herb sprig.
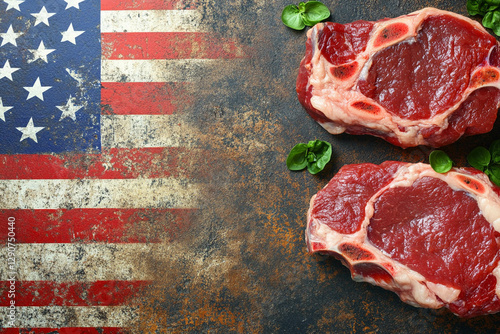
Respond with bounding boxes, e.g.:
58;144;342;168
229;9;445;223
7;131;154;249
429;150;454;173
286;140;332;174
467;139;500;186
467;0;500;36
281;1;330;30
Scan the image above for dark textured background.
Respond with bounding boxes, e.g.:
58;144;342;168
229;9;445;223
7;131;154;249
132;1;500;332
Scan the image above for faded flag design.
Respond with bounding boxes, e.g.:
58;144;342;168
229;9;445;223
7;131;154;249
0;0;101;154
0;0;247;332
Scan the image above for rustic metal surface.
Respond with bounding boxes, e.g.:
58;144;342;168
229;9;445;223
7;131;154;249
124;1;500;333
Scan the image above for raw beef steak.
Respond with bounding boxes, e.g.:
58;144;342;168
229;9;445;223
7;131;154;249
306;162;500;317
297;8;500;148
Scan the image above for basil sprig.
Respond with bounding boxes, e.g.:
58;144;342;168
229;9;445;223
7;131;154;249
467;139;500;186
467;0;500;36
281;1;330;30
429;150;454;173
286;140;332;174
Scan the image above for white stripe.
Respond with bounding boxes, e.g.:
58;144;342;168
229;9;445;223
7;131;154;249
0;243;163;281
101;114;199;148
101;59;236;82
0;306;136;327
101;9;207;33
0;178;199;209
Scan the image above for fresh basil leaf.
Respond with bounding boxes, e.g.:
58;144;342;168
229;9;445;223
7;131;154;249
282;1;329;30
306;140;332;174
468;0;489;15
300;13;316;27
306;140;331;155
286;143;309;170
488;164;500;186
307;163;323;174
281;4;306;30
287;140;332;174
429;150;453;173
467;146;491;171
467;0;481;15
301;1;330;27
483;10;500;35
306;151;316;163
486;0;500;6
482;2;499;14
489;139;500;164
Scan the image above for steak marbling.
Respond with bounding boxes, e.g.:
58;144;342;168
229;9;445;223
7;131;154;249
306;162;500;317
297;8;500;148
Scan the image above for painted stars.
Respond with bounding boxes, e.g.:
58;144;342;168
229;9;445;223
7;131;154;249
61;23;84;44
0;98;13;122
16;117;44;143
64;0;85;10
0;25;22;47
57;96;82;121
28;41;56;63
3;0;24;11
31;6;56;27
0;60;19;81
23;77;52;101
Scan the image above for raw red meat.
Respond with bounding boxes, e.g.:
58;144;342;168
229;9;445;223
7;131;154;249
297;8;500;148
306;162;500;317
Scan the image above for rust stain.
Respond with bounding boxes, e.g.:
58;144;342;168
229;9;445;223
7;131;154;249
120;0;500;332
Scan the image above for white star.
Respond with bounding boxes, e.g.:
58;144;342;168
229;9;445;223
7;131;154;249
23;77;52;101
3;0;24;11
0;60;19;81
16;117;44;143
61;23;84;45
64;0;85;9
0;25;22;47
0;97;13;122
57;96;82;121
28;41;55;63
31;6;56;26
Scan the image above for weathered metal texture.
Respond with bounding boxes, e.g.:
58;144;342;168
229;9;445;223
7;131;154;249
124;0;500;333
2;0;500;332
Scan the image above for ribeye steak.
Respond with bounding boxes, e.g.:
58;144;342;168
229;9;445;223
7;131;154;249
306;162;500;317
297;8;500;148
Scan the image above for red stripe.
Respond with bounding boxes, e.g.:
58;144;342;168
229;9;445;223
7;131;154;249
0;280;150;307
101;82;192;115
102;32;248;60
0;147;196;179
101;0;197;10
0;328;128;334
0;208;195;243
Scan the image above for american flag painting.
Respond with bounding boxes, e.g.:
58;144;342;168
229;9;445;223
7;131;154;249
0;0;247;331
0;0;100;154
5;0;498;332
